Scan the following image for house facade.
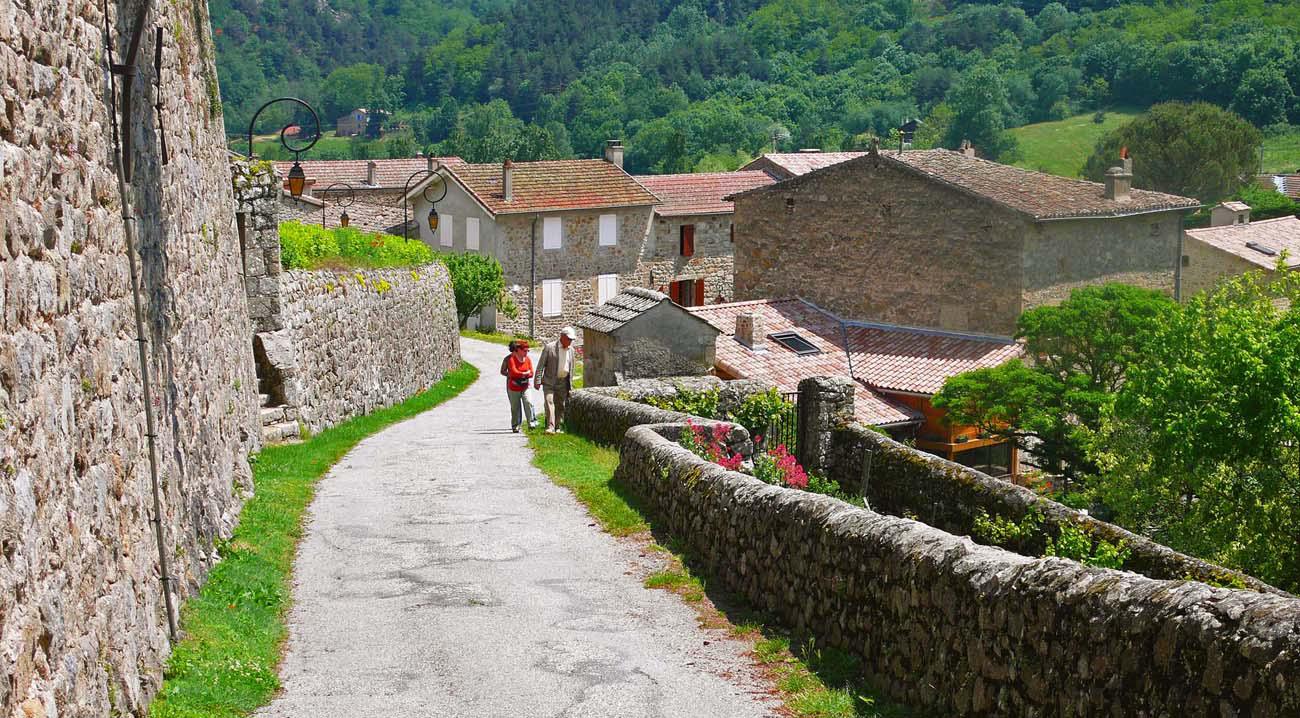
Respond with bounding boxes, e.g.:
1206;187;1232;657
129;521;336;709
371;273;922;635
273;156;464;233
577;288;720;386
406;148;659;337
634;171;774;307
1182;203;1300;298
739;150;867;181
335;108;389;137
729;147;1201;336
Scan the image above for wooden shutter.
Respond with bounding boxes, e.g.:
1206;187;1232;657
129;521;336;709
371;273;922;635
693;279;704;307
680;224;695;257
668;281;681;304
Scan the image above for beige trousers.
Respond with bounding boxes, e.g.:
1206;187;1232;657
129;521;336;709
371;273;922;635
543;382;570;431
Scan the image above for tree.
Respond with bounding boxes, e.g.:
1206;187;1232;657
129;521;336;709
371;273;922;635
1095;270;1300;591
943;62;1021;161
319;64;388;122
1232;64;1296;128
1082;102;1261;204
440;253;517;327
932;284;1176;482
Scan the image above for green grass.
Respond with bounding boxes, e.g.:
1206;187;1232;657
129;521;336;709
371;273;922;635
1262;130;1300;174
1010;109;1140;178
460;329;534;346
525;428;912;718
148;363;478;718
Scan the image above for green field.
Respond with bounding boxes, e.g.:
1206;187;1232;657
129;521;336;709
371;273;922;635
1010;110;1140;178
1261;130;1300;174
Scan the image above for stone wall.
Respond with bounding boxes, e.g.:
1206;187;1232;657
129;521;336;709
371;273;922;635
0;0;260;714
231;156;282;333
1181;235;1265;300
614;423;1300;716
1021;214;1181;307
640;213;735;304
568;377;770;449
259;263;460;432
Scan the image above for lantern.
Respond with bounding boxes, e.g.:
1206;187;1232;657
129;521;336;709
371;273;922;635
286;160;306;199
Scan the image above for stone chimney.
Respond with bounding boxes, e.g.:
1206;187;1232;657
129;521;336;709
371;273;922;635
736;313;765;351
604;140;624;169
1211;201;1252;227
1104;166;1132;201
502;159;514;202
365;160;377;186
427;154;436;173
959;139;976;158
1120;146;1133;174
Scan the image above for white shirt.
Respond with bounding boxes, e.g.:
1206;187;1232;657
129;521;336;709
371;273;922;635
556;343;573;379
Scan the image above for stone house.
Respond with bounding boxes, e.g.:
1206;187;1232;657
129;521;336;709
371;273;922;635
688;298;1024;477
1182;202;1300;298
728;147;1202;336
405;143;660;337
576;288;721;386
633;171;774;306
739;150;867;181
335;107;388;137
272;156;464;232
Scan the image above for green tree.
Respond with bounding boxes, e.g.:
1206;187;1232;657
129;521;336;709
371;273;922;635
943;62;1021;161
933;284;1176;481
1082;102;1262;204
1232;64;1297;128
1096;270;1300;591
440;253;517;327
319;64;389;123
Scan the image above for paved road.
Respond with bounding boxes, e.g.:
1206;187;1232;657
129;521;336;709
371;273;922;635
257;338;776;717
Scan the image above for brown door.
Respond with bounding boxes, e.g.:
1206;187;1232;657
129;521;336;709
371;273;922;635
693;279;705;306
680;224;695;257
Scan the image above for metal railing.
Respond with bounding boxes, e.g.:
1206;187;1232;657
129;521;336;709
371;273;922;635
755;391;800;454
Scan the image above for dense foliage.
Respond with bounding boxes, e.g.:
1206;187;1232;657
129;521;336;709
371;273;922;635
278;221;434;270
440;251;518;326
215;0;1300;173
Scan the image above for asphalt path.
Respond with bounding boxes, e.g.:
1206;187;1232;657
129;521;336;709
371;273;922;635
256;337;776;717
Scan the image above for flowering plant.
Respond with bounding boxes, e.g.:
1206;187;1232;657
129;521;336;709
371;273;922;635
679;420;743;471
752;444;808;489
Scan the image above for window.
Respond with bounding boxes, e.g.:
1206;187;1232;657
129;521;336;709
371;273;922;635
599;213;617;247
542;279;563;317
669;278;704;307
954;441;1012;478
466;217;480;251
729;222;734;243
596;274;618;305
440;214;454;247
769;331;820;355
543;217;562;250
679;224;695;257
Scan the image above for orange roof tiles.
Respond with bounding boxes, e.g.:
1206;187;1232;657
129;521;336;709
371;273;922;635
635;171;776;216
273;157;465;190
1185;216;1300;270
431;160;659;216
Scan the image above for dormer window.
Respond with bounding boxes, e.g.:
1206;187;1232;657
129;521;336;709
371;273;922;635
769;331;820;355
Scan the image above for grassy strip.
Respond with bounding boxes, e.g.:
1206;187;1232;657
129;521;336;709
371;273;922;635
149;362;479;718
525;428;912;718
460;329;534;346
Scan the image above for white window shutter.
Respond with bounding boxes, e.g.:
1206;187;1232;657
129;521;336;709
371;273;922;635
542;279;563;317
440;215;454;247
543;217;562;249
597;274;618;305
599;214;617;246
466;217;480;251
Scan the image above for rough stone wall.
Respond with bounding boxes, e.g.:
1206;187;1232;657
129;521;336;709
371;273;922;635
582;303;718;387
0;0;259;714
640;214;735;303
614;424;1300;716
261;262;460;432
568;376;771;449
1021;214;1182;307
1181;236;1266;300
231;157;283;333
732;157;1026;335
828;423;1277;593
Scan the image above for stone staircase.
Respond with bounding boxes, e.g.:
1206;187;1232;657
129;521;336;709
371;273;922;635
260;393;302;444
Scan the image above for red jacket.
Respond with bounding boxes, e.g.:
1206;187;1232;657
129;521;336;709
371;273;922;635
505;354;533;391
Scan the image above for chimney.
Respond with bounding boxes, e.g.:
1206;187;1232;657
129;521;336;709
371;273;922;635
502;159;513;202
960;139;976;158
1211;202;1252;227
1104;166;1132;201
1120;146;1133;174
427;154;436;173
736;313;765;351
366;160;377;186
604;140;624;169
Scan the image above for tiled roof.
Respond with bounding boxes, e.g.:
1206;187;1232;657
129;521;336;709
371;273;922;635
731;149;1202;220
272;157;465;190
1258;174;1300;200
740;152;866;178
634;171;776;216
1185;216;1300;270
278;192;410;235
690;299;1017;427
578;288;667;333
419;160;660;216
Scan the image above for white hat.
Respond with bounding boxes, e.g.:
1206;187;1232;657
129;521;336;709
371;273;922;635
560;326;576;340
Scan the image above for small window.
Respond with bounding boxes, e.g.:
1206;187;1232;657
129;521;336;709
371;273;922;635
542;279;563;317
596;273;619;305
440;214;454;247
599;214;617;247
1181;254;1190;267
543;217;562;250
770;331;820;356
669;279;704;307
729;222;735;243
679;224;695;257
466;217;480;251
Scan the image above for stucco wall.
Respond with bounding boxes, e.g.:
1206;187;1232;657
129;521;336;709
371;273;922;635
259;263;460;433
732;157;1026;335
613;423;1300;716
0;0;260;714
1021;213;1182;308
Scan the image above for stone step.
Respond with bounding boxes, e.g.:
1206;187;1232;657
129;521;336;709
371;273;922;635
260;405;298;426
262;420;302;444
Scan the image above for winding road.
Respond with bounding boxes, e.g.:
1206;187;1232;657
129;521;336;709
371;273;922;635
256;338;776;717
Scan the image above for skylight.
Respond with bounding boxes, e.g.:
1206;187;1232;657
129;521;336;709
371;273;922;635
1246;241;1277;257
769;331;821;355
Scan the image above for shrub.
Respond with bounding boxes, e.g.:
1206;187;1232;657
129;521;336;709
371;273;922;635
439;252;517;326
678;420;742;471
731;388;795;444
1045;521;1130;569
647;388;721;418
971;510;1043;553
753;444;808;489
278;221;433;270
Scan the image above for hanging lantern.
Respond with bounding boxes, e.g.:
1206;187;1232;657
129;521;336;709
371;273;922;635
427;207;440;232
339;210;350;228
286;160;306;199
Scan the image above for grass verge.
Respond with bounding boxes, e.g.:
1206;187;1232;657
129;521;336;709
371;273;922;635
148;362;479;718
460;328;534;346
525;427;913;718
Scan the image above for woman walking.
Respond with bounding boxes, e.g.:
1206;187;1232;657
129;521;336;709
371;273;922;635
503;340;536;432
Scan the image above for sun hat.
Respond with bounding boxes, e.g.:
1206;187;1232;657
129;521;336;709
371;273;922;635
560;327;576;340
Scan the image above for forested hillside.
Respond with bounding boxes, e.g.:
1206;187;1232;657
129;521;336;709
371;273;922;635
214;0;1300;173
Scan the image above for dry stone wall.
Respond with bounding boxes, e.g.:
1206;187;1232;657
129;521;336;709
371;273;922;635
260;263;460;433
0;0;259;714
614;423;1300;716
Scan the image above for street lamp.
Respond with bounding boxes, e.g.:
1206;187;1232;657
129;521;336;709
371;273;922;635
245;97;321;199
402;167;448;242
322;182;356;229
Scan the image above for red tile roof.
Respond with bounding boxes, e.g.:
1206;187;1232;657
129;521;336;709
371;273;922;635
1257;174;1300;200
416;159;660;216
278;193;409;235
731;149;1202;220
740;152;867;178
688;298;1021;427
634;171;776;216
272;157;464;190
1185;216;1300;270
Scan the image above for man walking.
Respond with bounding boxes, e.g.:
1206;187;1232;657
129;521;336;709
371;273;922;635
535;327;576;433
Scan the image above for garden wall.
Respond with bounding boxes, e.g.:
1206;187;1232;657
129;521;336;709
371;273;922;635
256;263;460;433
568;376;771;450
615;423;1300;716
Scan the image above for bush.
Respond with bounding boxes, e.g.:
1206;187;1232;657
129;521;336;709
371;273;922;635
731;388;795;444
278;221;433;270
647;388;721;418
1045;521;1130;569
439;252;517;327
